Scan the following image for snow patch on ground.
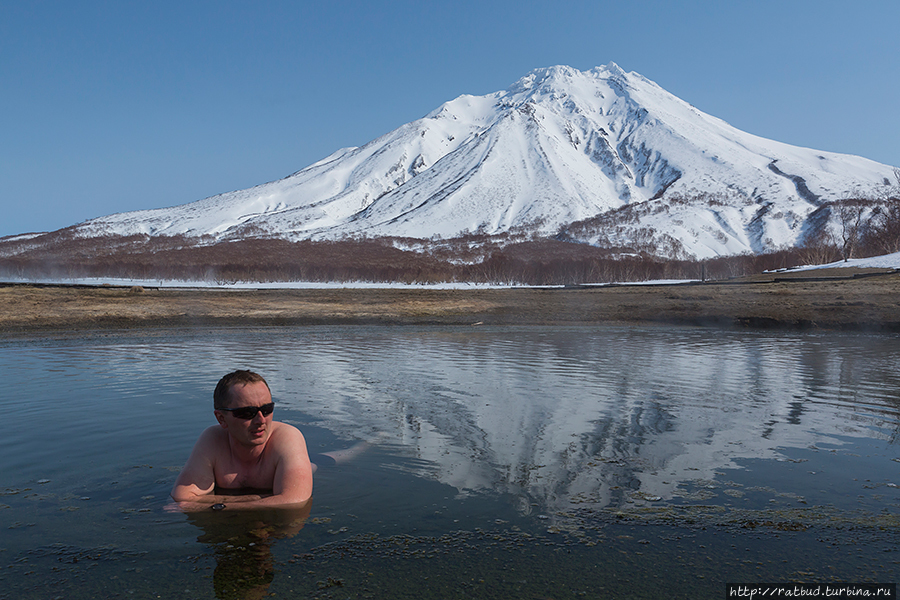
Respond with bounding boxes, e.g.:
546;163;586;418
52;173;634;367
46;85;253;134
787;251;900;272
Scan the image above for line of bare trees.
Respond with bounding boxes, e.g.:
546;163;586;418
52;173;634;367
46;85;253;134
0;230;818;286
799;170;900;264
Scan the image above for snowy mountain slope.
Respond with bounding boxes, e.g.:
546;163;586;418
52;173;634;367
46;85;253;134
73;64;898;259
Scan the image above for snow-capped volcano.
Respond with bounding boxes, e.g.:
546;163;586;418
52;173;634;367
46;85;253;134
73;64;897;259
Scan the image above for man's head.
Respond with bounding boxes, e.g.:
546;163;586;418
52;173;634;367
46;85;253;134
214;370;275;447
214;370;270;410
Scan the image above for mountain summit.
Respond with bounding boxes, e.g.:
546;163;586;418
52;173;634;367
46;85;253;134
75;64;896;259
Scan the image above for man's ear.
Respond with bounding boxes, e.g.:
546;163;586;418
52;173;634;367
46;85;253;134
214;410;227;428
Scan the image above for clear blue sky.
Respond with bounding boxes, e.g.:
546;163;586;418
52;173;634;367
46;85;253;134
2;0;898;238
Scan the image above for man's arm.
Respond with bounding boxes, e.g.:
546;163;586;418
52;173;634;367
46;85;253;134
224;425;313;509
170;427;262;507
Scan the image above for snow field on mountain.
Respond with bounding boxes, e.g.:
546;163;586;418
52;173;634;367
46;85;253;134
73;64;897;260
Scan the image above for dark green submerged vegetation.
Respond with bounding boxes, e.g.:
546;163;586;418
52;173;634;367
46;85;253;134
4;502;897;599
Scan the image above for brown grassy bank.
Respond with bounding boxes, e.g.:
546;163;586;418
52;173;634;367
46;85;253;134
2;267;899;334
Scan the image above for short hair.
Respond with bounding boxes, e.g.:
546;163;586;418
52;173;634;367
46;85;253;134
213;370;270;409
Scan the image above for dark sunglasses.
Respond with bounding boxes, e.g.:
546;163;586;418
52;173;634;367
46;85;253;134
217;402;275;420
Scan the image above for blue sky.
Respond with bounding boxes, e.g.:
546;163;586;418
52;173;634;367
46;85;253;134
2;0;898;238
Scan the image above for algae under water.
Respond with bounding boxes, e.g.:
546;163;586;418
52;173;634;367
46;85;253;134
0;325;898;599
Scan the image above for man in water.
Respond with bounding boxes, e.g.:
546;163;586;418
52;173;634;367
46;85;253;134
171;370;314;511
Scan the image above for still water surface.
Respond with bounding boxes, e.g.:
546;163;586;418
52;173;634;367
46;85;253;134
1;325;898;598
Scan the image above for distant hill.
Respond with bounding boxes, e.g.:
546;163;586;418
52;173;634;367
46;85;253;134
2;64;898;284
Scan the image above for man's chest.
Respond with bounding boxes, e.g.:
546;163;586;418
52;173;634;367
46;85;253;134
214;457;277;490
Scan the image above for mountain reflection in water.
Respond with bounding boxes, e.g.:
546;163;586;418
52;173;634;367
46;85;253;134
3;325;898;518
250;326;900;515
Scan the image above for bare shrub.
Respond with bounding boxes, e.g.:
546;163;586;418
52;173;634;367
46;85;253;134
862;198;900;256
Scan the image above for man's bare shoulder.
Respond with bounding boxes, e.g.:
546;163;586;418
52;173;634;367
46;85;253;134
272;421;303;442
197;424;228;443
192;425;229;455
268;421;307;448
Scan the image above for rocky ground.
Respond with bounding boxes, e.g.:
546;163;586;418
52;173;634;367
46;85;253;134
2;267;899;333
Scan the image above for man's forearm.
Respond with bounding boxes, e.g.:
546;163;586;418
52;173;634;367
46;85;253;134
223;493;310;509
201;494;265;503
172;493;309;512
170;490;264;505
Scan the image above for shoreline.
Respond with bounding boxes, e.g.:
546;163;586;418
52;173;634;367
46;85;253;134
3;268;899;333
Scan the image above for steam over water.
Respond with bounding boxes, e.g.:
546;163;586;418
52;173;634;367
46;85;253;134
2;325;898;598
